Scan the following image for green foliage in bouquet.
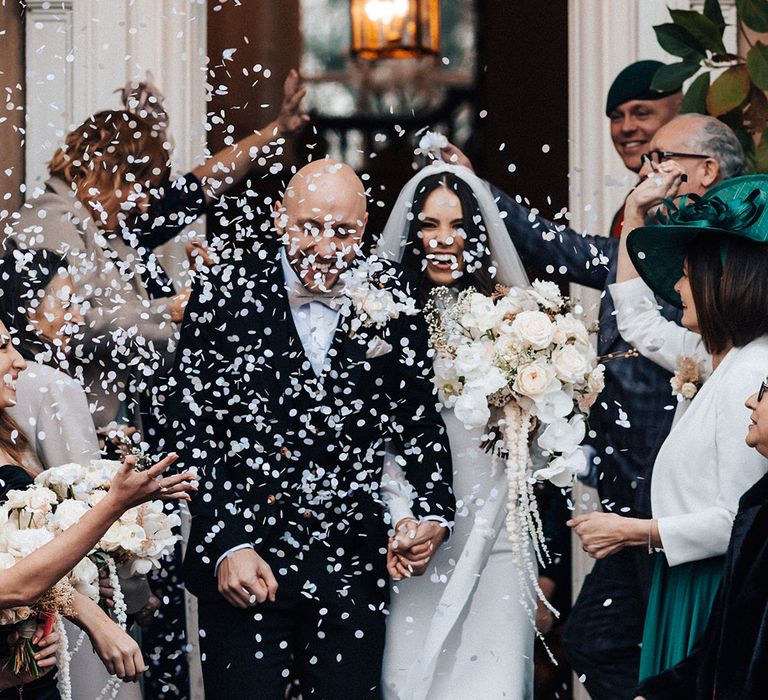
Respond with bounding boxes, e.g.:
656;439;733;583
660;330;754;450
652;0;768;171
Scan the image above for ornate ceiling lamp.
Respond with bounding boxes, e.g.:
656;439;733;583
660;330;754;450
350;0;440;60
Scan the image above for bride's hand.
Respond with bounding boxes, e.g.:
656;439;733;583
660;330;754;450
567;511;633;559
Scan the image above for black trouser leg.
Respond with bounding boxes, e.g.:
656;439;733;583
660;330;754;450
562;550;649;700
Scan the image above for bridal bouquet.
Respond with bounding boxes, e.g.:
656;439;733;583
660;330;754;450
427;281;604;625
36;460;181;619
0;485;76;686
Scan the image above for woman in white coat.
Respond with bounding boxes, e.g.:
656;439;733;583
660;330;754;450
570;171;768;682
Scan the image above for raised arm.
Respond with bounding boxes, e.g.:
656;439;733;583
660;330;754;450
193;69;309;203
440;141;617;290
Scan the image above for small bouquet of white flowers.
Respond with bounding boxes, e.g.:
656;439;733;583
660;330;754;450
36;459;181;625
0;488;76;686
428;280;604;629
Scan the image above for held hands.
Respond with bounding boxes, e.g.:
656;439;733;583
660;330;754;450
387;518;447;580
106;454;198;512
169;288;191;324
276;69;310;137
439;142;475;171
217;548;278;609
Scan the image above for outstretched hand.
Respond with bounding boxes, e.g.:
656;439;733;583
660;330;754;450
107;454;198;512
276;69;310;137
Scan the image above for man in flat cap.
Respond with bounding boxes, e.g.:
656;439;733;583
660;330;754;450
440;61;683;698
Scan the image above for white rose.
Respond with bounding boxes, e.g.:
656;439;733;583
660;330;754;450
460;293;504;334
578;365;605;412
465;365;507;397
530;388;574;423
6;528;54;558
36;463;87;490
3;489;29;511
25;487;58;514
537;414;586;455
511;311;555;350
533;449;587;488
552;345;590;384
454;341;494;381
530;279;563;310
51;499;91;531
553;314;590;347
681;382;698;399
454;391;490;429
513;361;559;399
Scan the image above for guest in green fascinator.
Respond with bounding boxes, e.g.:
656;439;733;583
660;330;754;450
569;170;768;687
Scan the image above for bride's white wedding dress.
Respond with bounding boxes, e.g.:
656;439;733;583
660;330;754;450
381;410;534;700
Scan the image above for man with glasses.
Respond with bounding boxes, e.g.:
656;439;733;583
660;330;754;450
440;111;745;698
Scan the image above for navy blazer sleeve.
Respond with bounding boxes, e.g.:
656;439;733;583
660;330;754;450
166;264;251;563
385;270;455;524
491;184;619;291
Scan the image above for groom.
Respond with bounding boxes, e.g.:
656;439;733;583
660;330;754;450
168;159;455;699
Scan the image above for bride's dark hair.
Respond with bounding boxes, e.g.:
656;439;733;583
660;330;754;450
401;172;496;301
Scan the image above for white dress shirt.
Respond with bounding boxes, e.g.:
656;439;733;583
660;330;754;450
215;250;342;572
610;278;768;567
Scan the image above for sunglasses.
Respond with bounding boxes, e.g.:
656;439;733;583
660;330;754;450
641;150;711;167
759;378;768;403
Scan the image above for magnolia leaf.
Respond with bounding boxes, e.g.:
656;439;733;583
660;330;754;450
747;42;768;90
703;0;726;31
681;72;711;113
745;86;768;135
651;61;700;92
755;129;768;173
670;9;727;54
737;0;768;32
706;65;750;116
654;23;706;59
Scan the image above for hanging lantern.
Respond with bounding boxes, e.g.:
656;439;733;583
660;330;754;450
350;0;440;60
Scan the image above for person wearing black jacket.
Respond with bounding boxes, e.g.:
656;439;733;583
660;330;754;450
166;160;454;699
635;378;768;700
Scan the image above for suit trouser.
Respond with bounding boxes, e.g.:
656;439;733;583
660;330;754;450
562;547;656;700
197;536;386;700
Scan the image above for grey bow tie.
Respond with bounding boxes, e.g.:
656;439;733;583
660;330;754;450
288;283;344;310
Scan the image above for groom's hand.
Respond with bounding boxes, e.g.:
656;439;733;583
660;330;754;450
390;519;447;577
217;549;278;608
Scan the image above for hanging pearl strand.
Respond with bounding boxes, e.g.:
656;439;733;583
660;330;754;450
55;615;72;700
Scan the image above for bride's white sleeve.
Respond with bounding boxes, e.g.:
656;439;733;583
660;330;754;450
380;447;417;526
608;278;710;375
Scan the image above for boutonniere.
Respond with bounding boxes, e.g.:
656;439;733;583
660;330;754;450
339;257;418;338
670;355;705;400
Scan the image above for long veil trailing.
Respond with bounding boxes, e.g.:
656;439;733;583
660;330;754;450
373;162;530;290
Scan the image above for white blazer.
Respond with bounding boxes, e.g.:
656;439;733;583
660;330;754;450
610;278;768;567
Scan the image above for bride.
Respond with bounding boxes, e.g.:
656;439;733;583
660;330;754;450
375;161;537;699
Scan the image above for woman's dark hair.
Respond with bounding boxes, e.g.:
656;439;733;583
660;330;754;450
686;234;768;354
0;247;71;370
401;172;496;301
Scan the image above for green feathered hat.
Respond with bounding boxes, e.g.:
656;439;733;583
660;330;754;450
626;174;768;308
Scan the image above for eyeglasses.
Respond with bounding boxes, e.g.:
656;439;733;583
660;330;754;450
641;150;711;168
759;377;768;402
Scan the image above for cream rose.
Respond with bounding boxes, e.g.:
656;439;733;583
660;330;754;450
513;360;559;399
511;311;555;350
553;314;590;346
577;365;605;412
552;345;590;384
